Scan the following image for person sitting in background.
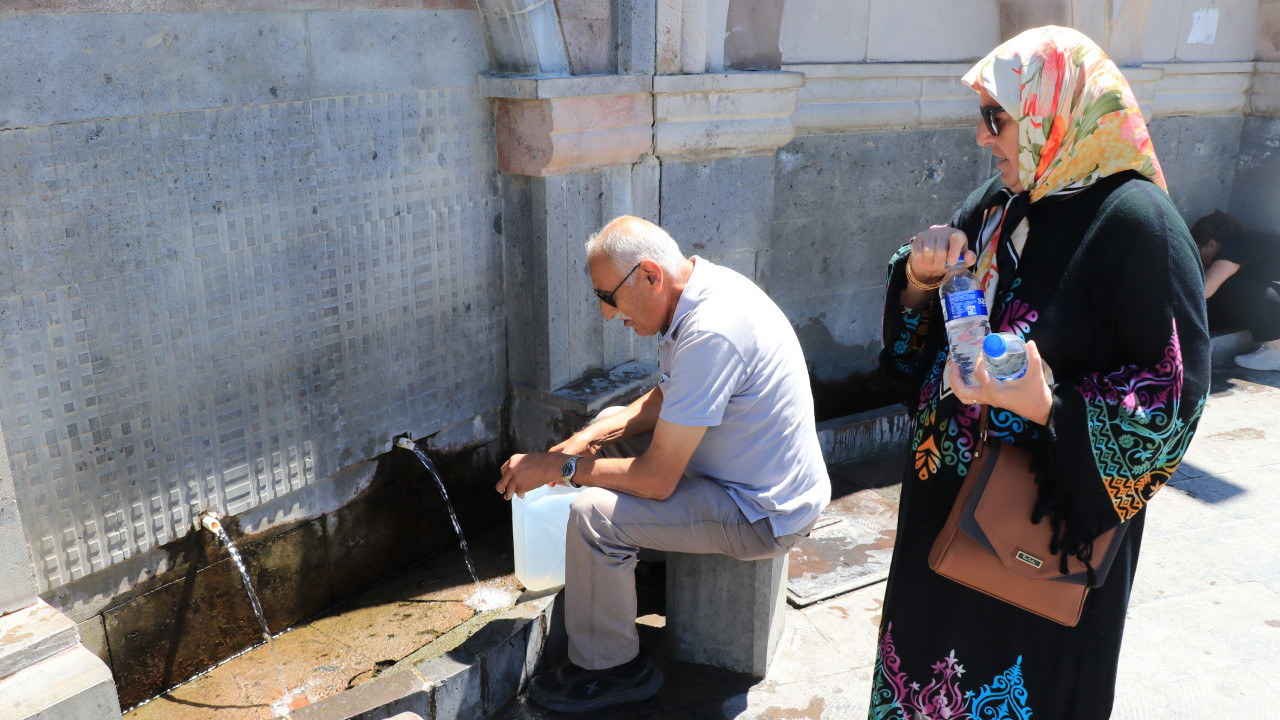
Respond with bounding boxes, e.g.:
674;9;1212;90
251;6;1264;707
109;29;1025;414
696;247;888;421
1190;209;1280;371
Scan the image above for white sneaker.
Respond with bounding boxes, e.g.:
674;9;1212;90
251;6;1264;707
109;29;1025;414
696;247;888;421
1233;344;1280;371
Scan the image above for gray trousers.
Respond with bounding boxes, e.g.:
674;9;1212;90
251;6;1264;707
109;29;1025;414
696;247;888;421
564;408;809;670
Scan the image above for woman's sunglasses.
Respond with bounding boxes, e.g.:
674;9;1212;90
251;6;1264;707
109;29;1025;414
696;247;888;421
981;105;1005;136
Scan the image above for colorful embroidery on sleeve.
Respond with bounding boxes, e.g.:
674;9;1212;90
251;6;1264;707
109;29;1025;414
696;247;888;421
886;245;934;376
1077;319;1206;521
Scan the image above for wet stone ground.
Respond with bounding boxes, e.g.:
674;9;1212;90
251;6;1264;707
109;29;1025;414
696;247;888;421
124;527;522;720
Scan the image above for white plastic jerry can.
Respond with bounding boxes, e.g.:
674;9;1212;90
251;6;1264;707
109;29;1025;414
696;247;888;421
511;482;583;592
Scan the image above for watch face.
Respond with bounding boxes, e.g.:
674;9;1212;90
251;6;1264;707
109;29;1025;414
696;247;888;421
561;458;575;477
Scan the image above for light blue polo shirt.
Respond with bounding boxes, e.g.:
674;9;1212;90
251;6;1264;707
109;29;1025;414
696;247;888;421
657;257;830;536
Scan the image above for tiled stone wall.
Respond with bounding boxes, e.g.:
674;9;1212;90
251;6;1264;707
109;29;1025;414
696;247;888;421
0;10;505;595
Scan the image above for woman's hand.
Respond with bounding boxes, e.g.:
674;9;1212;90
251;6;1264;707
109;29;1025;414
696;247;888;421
902;226;973;308
910;226;973;282
947;339;1053;426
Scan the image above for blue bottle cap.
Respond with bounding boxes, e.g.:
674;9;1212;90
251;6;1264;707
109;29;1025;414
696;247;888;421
982;333;1007;358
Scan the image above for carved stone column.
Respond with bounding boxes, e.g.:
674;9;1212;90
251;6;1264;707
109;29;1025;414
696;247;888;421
481;73;663;452
478;0;803;451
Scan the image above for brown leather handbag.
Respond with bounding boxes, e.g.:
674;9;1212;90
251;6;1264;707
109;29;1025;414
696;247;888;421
928;408;1127;626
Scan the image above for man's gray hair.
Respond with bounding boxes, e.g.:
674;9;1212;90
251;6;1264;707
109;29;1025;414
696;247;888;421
585;216;686;280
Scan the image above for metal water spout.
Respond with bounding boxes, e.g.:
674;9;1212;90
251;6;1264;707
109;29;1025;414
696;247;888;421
196;509;222;534
394;436;417;451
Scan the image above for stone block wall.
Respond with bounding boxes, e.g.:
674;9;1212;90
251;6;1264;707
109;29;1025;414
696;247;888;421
766;0;1270;390
1149;115;1245;220
769;129;995;382
1229;114;1280;231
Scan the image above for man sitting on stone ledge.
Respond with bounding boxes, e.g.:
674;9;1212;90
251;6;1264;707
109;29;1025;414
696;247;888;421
496;215;830;714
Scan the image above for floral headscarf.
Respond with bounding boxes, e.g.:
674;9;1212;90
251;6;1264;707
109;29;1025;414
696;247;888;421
962;25;1165;203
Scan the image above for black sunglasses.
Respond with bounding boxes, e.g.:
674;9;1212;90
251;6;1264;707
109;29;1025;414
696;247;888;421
594;262;641;307
981;105;1005;136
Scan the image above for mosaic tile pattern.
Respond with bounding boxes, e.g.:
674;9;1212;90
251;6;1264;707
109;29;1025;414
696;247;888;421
0;88;504;591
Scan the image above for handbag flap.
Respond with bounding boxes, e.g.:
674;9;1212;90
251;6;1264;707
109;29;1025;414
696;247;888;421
961;441;1122;585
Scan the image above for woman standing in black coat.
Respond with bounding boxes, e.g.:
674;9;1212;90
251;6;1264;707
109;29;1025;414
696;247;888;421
872;26;1211;719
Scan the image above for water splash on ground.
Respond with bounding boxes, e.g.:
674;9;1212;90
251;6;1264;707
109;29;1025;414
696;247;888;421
271;687;312;717
465;583;518;612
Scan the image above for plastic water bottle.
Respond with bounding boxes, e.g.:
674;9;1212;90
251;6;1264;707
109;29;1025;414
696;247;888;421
511;482;582;591
982;332;1056;386
940;252;990;385
983;332;1029;380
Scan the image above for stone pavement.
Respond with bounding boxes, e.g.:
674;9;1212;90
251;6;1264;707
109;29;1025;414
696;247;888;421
496;362;1280;719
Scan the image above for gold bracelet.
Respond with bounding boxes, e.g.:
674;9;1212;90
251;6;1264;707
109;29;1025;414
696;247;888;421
905;260;943;292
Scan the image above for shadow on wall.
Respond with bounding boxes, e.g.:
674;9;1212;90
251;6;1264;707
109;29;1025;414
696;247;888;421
794;318;897;422
808;367;900;423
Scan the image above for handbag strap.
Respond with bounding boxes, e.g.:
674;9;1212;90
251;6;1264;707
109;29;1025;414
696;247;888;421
973;404;991;460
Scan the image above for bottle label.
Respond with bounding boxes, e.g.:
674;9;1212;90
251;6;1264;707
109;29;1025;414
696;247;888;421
1000;365;1028;381
942;289;988;322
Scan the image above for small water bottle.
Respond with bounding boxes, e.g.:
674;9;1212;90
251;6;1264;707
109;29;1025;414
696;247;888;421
983;332;1029;380
982;332;1056;386
940;252;990;386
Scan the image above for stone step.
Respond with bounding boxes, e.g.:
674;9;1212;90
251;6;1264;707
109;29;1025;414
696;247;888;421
1210;328;1253;366
0;599;80;684
0;644;118;720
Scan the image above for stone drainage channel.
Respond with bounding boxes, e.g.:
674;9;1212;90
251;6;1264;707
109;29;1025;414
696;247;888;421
125;440;528;720
123;518;533;720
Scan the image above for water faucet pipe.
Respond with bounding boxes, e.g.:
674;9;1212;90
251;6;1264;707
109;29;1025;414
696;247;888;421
196;510;223;534
394;437;417;451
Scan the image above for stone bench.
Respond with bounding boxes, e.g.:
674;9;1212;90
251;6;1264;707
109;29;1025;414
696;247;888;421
1210;327;1253;365
664;552;789;678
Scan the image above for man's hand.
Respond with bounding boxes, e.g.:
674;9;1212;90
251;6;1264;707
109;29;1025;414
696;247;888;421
947;339;1053;426
496;452;569;501
549;432;603;458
